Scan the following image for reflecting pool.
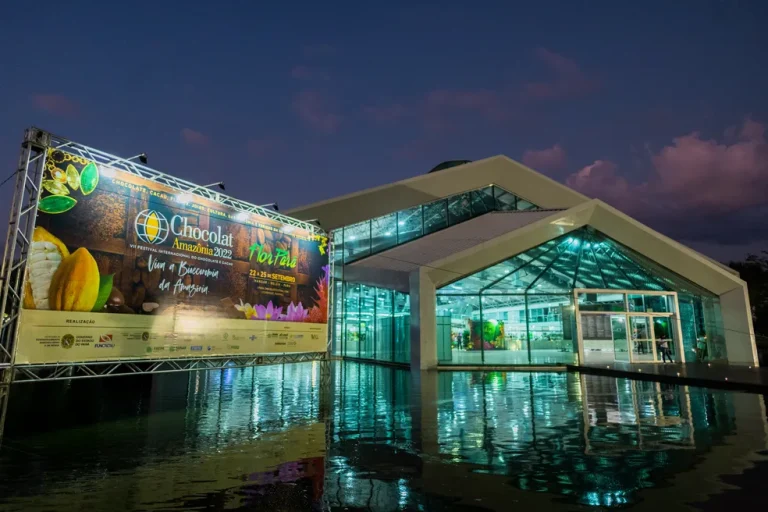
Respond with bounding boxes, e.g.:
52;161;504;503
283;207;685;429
1;362;767;510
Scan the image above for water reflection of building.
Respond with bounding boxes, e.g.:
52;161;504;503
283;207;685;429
2;362;767;510
327;364;768;509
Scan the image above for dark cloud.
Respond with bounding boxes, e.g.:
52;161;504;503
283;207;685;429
180;128;209;146
522;144;567;170
565;117;768;245
524;48;600;100
292;90;341;134
31;94;79;116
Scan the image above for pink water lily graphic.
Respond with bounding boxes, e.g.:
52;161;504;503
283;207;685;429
255;301;283;320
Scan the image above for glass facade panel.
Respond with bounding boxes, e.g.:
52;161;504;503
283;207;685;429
678;295;698;362
375;288;393;361
471;187;495;216
344;221;371;262
579;293;626;312
332;279;343;356
423;199;448;235
360;285;376;359
436;295;483;365
517;198;536;210
480;295;529;364
494;187;518;211
343;282;361;357
630;316;655;362
448;193;472;224
435;226;722;367
527;294;577;364
370;213;397;254
334;280;410;365
397;206;422;244
628;294;673;313
338;185;540;264
394;292;411;363
701;297;728;361
652;316;675;359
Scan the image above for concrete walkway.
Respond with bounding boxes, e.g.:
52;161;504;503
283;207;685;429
568;361;768;393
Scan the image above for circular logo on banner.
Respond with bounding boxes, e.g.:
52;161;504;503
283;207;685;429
60;334;75;349
135;209;169;245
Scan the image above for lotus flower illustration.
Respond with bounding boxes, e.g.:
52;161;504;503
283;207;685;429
255;301;283;321
284;302;309;322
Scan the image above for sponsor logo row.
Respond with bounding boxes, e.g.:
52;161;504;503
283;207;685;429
56;331;319;350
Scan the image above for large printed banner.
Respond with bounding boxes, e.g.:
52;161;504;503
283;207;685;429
17;149;329;364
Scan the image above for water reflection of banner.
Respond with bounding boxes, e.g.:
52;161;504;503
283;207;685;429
16;149;329;363
3;422;326;511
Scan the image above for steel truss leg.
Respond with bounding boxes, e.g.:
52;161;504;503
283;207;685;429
0;368;10;447
0;129;49;368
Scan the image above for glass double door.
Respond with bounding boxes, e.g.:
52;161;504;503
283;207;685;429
625;314;675;363
582;313;676;363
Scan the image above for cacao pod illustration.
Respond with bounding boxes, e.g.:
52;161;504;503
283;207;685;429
49;247;100;311
25;226;71;309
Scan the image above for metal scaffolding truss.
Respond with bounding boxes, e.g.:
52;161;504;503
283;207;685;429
43;128;323;234
11;352;329;383
0;127;331;383
0;129;48;368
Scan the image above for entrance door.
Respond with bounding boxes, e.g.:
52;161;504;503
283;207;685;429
652;316;675;362
581;313;629;364
630;316;656;362
611;315;630;362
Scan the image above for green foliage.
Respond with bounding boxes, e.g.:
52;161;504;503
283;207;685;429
730;252;768;343
91;274;114;312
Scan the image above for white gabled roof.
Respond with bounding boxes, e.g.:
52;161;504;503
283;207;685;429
423;200;747;296
286;156;589;230
350;210;559;274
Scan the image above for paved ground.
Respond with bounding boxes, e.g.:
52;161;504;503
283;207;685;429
570;361;768;393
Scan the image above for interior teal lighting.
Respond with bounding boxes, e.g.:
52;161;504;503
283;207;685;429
438;227;715;296
332;185;540;264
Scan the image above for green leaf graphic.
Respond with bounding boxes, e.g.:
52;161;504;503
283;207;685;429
66;164;80;190
80;162;99;195
38;194;77;214
91;274;114;312
42;180;69;196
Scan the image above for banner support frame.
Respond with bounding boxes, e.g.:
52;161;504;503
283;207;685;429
1;127;330;384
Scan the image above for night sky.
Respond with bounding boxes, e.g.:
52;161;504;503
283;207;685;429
1;1;767;261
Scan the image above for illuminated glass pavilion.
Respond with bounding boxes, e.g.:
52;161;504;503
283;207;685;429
288;156;757;369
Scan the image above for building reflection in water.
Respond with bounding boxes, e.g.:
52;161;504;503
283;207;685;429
0;362;766;510
328;364;768;510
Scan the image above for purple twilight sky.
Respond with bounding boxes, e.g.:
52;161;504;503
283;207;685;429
1;1;767;262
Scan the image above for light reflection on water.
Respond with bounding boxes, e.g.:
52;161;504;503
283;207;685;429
0;362;767;511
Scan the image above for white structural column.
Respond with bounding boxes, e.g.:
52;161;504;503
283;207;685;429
720;284;759;365
409;268;438;370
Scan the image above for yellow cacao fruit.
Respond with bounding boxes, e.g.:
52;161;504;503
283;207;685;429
23;281;35;309
49;247;100;311
33;226;70;258
24;226;71;310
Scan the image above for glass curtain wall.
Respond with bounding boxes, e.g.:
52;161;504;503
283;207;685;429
437;227;724;366
332;185;539;265
678;295;727;362
336;281;410;364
